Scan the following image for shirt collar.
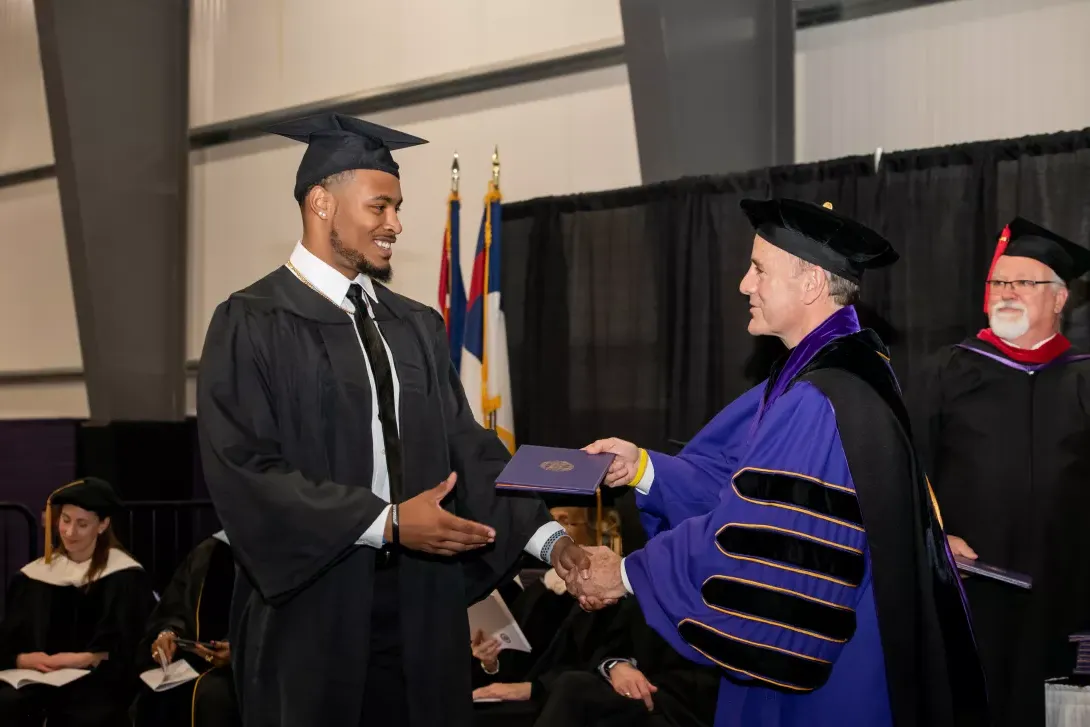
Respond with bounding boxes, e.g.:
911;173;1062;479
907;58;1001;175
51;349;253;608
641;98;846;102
997;332;1057;350
289;241;377;309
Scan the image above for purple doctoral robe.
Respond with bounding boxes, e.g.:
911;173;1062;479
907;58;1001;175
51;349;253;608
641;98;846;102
623;306;990;727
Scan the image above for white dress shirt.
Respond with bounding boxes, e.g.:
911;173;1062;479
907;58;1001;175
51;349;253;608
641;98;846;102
287;243;565;561
619;455;657;594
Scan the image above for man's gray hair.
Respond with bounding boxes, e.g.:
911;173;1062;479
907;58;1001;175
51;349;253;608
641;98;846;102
794;257;860;306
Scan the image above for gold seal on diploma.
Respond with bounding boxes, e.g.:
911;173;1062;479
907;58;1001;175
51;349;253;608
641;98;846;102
540;460;575;473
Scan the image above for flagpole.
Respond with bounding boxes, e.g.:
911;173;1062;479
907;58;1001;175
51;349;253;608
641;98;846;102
485;146;499;432
450;151;459;327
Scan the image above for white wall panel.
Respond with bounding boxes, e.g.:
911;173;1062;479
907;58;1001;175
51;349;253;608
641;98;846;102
796;0;1090;163
0;0;53;174
0;381;87;419
0;179;81;373
187;64;640;359
189;0;624;126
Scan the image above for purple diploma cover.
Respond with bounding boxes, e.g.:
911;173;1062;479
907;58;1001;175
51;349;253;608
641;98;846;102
954;555;1032;590
495;445;615;495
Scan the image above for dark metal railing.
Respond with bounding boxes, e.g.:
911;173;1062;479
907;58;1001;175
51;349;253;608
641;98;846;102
0;503;39;621
115;500;221;594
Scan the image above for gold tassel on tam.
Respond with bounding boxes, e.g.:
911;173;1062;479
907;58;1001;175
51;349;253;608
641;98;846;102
595;488;603;546
44;479;83;563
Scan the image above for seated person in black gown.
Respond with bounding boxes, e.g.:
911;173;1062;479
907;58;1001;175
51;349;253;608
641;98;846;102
473;598;719;727
471;506;598;688
132;530;239;727
0;477;155;727
471;568;573;688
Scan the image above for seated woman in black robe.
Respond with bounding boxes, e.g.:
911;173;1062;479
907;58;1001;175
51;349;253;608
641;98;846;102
132;531;239;727
0;477;155;727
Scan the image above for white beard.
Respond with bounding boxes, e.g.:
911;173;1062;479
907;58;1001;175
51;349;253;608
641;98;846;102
989;302;1030;341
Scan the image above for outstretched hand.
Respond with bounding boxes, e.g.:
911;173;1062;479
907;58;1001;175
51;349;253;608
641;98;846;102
389;473;496;556
583;438;640;487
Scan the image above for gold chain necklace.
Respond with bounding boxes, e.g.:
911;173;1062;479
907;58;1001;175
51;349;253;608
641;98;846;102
285;260;349;311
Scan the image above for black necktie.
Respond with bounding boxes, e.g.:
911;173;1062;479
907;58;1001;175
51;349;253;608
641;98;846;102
346;284;403;503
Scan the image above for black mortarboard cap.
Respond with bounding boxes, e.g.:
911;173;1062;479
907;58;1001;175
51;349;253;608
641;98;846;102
266;113;428;203
999;217;1090;283
44;477;122;562
740;198;898;284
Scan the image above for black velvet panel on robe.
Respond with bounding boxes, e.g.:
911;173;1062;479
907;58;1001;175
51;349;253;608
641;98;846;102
793;331;990;727
197;267;551;727
914;338;1090;726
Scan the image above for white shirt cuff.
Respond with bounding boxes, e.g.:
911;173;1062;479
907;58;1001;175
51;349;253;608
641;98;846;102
620;557;633;594
356;504;392;548
633;455;656;495
526;521;568;563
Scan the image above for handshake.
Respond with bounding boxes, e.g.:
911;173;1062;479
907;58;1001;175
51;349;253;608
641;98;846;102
550;436;645;610
554;544;628;610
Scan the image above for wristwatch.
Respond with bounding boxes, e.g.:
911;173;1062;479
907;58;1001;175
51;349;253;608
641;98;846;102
600;658;636;680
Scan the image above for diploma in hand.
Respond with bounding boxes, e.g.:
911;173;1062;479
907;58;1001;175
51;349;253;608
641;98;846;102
954;555;1032;590
495;445;614;495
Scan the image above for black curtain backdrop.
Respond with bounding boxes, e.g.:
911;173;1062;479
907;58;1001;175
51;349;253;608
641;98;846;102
502;130;1090;547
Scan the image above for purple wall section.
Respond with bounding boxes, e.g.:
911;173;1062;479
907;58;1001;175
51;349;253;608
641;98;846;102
0;420;79;616
0;419;79;517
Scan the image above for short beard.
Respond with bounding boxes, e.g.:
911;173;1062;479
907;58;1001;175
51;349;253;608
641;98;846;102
330;226;393;283
989;301;1030;341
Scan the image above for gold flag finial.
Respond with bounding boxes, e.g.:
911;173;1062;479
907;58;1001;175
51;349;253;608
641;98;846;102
451;152;460;194
822;201;833;209
491;145;500;190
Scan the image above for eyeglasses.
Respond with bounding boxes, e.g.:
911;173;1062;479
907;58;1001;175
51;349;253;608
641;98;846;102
985;280;1060;293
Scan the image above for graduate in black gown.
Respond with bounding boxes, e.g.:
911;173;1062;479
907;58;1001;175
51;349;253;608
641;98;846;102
915;218;1090;727
196;113;592;727
0;478;154;727
133;531;239;727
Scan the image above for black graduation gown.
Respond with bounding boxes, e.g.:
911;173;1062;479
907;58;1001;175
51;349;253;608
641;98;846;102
133;536;239;727
476;599;719;727
0;549;154;727
196;266;552;727
915;338;1090;726
471;576;574;690
792;331;990;727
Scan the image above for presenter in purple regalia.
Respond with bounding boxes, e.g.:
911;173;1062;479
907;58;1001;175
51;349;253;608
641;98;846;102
573;199;991;727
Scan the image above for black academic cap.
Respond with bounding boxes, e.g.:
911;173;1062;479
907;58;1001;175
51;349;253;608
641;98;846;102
266;113;428;203
44;477;122;562
740;198;898;284
999;217;1090;283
